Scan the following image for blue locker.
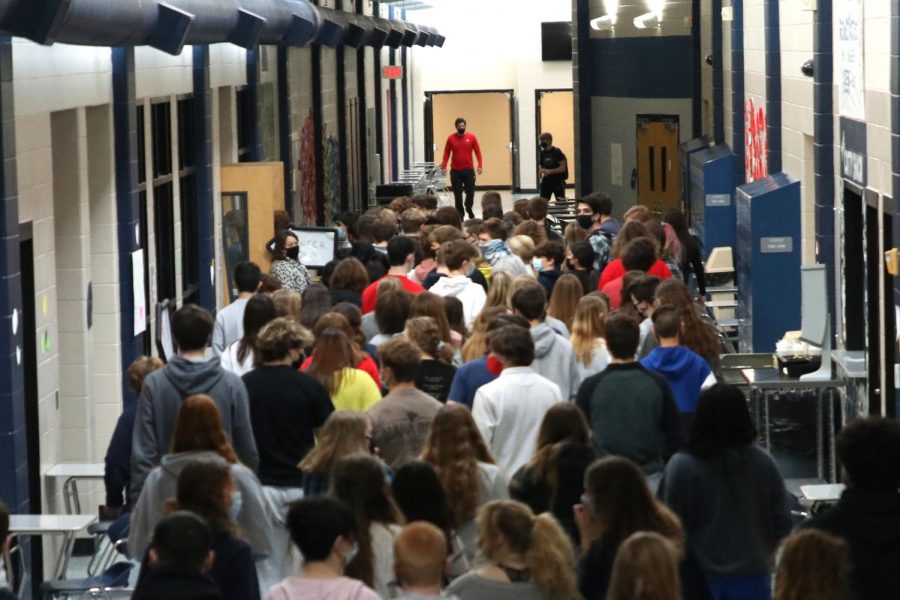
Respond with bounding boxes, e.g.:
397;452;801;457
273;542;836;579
679;136;710;211
735;173;802;353
689;145;736;259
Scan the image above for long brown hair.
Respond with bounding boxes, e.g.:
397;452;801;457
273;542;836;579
313;313;366;364
330;454;403;588
547;274;583;332
405;316;453;364
607;531;683;600
409;292;453;345
420;404;495;524
583;457;683;550
237;294;277;364
477;501;579;600
654;279;719;365
461;306;508;362
570;295;608;366
611;221;648;258
527;404;590;508
308;328;356;395
774;530;849;600
166;460;236;535
329;257;369;294
298;411;369;474
170;395;238;464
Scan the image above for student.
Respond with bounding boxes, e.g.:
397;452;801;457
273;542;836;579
566;241;599;295
477;218;529;277
103;356;163;520
640;305;716;434
367;337;443;468
659;385;791;600
546;274;582;334
599;222;672;290
128;395;273;561
420;404;508;562
391;461;470;580
213;261;261;356
601;238;662;309
301;313;381;386
569;295;610;382
511;283;579;399
574;196;612;273
532;240;566;299
243;318;335;583
508;403;593;545
804;416;900;599
592;192;620;238
625;274;661;358
131;305;258;504
270;230;311;294
537;133;568;203
526;198;562;244
575;314;682;487
264;497;381;600
308;328;382;412
606;532;683;600
440;117;483;219
132;512;222;600
405;317;457;402
135;462;262;600
328;257;369;307
429;240;487;328
409;292;462;351
221;294;277;377
655;279;721;374
330;455;404;598
370;285;413;347
361;236;424;314
473;324;563;475
774;530;849;600
299;411;372;498
446;500;579;600
392;522;452;600
665;209;706;297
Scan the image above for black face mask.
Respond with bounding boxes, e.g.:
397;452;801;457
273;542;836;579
457;127;466;135
540;142;549;149
576;215;594;230
285;246;300;260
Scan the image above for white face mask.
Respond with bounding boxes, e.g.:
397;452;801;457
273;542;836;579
343;542;359;567
228;491;243;521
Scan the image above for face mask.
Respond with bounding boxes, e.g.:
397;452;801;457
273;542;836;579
486;354;504;376
344;542;359;567
466;263;477;277
229;491;243;521
457;127;466;135
540;142;549;149
285;246;300;260
576;215;594;230
336;227;347;242
532;258;545;273
479;239;504;261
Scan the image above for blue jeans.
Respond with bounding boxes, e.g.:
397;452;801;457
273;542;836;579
708;574;771;600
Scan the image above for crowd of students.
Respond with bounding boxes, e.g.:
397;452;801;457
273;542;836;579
2;192;898;600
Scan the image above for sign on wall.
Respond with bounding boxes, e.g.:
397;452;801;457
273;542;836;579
837;0;865;120
839;117;867;187
745;98;767;182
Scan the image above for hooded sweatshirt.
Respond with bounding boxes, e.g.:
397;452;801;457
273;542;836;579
530;323;579;399
127;450;274;561
641;345;716;434
429;275;486;328
131;356;259;504
805;488;900;599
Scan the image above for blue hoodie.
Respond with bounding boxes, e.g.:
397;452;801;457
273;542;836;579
640;346;713;414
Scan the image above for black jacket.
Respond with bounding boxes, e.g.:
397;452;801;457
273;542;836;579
537;268;565;299
104;403;136;508
509;442;593;544
132;571;223;600
805;488;900;599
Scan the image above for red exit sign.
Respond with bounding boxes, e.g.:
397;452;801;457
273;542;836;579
382;65;404;79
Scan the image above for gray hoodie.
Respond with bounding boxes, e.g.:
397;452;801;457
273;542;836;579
130;356;259;503
127;450;273;561
530;323;579;399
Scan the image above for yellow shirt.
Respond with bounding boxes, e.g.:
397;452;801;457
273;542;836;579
331;368;383;412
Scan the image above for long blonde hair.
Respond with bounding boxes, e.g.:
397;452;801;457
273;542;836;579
570;295;609;366
485;270;513;309
547;274;583;332
298;411;369;474
477;501;579;600
774;530;849;600
607;531;683;600
420;404;495;524
461;306;508;362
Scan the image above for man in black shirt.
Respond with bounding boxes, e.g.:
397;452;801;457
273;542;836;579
538;132;568;202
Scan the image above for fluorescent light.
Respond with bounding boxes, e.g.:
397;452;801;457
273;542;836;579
590;15;615;31
633;11;659;29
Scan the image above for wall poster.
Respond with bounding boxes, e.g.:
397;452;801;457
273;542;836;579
837;0;865;120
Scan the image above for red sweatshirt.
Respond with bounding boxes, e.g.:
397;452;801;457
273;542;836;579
441;132;483;171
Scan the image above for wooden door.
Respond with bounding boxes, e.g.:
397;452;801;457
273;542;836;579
430;91;513;188
537;90;574;186
636;117;680;216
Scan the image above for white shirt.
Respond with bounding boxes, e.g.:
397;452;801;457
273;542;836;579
212;297;248;356
472;366;563;475
220;340;255;377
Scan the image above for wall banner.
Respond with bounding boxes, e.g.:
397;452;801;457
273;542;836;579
837;0;865;120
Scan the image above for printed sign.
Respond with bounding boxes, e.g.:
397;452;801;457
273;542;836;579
706;194;731;207
132;250;146;335
837;0;865;120
288;227;338;269
745;98;767;182
839;117;866;186
761;237;793;253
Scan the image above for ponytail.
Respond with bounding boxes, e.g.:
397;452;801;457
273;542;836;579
526;513;580;600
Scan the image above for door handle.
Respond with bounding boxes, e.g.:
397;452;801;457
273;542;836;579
631;168;637;190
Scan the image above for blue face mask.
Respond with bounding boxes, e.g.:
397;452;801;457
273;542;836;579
344;541;359;567
532;258;545;272
228;491;243;521
479;239;505;262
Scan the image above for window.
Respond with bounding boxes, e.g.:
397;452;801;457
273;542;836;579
236;86;254;162
177;97;199;304
137;105;151;355
151;100;177;303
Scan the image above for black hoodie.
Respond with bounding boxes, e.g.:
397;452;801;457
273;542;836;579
805;488;900;599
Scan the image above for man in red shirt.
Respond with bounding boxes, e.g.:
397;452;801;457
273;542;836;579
440;117;483;219
361;235;424;313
